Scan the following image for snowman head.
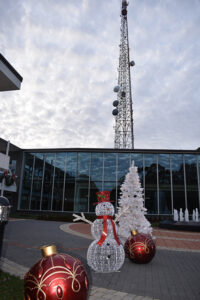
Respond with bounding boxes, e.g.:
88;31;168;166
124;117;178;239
96;201;114;216
95;191;114;216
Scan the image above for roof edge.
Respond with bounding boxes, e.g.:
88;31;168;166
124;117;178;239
0;53;23;82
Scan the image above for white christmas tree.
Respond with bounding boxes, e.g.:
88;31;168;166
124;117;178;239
116;161;152;241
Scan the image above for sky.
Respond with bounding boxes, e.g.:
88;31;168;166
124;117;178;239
0;0;200;150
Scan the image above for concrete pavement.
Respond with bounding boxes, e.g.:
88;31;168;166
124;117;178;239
1;219;200;300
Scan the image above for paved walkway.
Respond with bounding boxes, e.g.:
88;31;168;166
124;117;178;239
65;223;200;252
0;257;158;300
1;219;200;300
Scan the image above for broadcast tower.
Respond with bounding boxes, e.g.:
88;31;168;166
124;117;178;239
112;0;135;149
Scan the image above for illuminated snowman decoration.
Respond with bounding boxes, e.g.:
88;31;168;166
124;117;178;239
87;191;125;273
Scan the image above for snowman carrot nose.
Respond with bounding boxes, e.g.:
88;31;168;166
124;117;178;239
106;208;110;211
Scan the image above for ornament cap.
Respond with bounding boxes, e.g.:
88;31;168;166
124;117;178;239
131;230;138;236
41;245;57;257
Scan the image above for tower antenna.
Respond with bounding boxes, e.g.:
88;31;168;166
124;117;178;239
112;0;135;149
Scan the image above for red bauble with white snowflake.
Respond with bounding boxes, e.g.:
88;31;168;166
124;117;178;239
24;245;89;300
125;230;156;264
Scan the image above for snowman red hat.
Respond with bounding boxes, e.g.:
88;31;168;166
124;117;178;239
95;191;114;204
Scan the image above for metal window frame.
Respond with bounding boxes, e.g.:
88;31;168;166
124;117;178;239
156;154;159;214
17;151;25;210
49;154;56;211
39;154;46;211
29;155;35;210
169;154;173;214
62;153;67;212
87;152;92;213
196;154;200;209
102;152;104;190
183;154;187;209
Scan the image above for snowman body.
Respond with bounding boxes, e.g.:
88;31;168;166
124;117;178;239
87;200;125;273
91;202;116;240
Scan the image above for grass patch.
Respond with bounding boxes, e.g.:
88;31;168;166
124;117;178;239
0;270;24;299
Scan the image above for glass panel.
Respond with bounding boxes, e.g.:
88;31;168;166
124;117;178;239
41;153;55;210
184;154;199;211
74;153;90;212
74;181;89;212
117;153;130;183
104;182;117;208
103;153;116;182
158;154;171;214
64;153;77;211
89;182;103;212
90;153;103;181
77;152;90;180
52;153;66;211
20;153;34;209
89;153;103;212
144;154;158;214
31;154;44;210
31;180;42;210
171;154;185;210
131;153;143;185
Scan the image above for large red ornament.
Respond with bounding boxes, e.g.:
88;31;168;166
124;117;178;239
125;230;156;264
24;245;89;300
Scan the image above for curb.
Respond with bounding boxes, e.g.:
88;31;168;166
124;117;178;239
60;223;200;253
0;257;159;300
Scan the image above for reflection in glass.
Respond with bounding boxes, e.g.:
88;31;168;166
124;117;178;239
131;153;143;185
74;153;90;212
52;153;66;211
184;154;199;211
89;182;103;212
77;152;90;180
104;153;117;182
90;153;103;182
64;153;77;211
89;153;103;212
104;182;117;207
21;153;34;209
74;181;89;212
117;153;130;183
31;154;44;210
158;154;171;214
171;154;185;210
41;153;55;210
144;154;158;214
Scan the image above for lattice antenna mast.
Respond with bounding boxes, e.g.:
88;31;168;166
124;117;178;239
112;0;135;149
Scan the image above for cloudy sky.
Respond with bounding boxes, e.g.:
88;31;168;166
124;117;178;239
0;0;200;150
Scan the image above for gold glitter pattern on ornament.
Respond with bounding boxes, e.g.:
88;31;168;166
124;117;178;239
129;237;151;258
25;254;87;300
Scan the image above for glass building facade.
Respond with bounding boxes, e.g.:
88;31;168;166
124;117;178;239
18;150;200;215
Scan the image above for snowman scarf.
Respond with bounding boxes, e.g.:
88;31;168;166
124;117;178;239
96;215;121;246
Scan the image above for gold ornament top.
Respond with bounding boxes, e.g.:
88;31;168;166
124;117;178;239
131;230;138;236
41;245;58;257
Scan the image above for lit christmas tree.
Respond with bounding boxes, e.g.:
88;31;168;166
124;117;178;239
116;162;152;242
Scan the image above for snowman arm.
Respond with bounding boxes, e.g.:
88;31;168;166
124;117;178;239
72;213;93;225
114;205;130;223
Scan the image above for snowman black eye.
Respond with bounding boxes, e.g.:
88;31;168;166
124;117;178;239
107;243;110;246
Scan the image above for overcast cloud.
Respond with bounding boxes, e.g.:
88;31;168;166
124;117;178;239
0;0;200;150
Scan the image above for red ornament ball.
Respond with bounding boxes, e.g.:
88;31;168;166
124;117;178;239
125;230;156;264
24;245;89;300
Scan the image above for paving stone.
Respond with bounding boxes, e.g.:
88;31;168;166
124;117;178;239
122;295;137;300
113;291;128;297
2;220;200;300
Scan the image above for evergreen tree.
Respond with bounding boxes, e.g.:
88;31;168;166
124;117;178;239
116;161;152;241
